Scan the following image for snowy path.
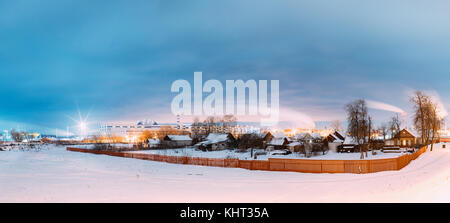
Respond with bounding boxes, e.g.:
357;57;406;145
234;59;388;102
1;145;450;202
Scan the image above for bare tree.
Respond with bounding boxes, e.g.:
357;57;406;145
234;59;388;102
330;120;344;132
238;133;264;158
378;123;389;141
345;99;372;159
429;102;443;151
411;91;431;144
10;129;24;142
388;115;401;139
204;116;218;134
410;91;443;150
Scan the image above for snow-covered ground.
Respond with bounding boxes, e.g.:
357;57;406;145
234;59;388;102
1;143;450;202
129;147;405;160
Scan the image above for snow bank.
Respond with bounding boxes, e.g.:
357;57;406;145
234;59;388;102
1;143;450;202
129;147;404;160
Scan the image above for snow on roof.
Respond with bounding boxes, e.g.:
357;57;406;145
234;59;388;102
334;131;346;140
166;135;192;141
205;133;229;143
329;132;344;143
270;132;286;138
288;142;302;147
148;139;160;144
195;133;231;146
331;136;344;143
268;138;287;146
343;136;358;145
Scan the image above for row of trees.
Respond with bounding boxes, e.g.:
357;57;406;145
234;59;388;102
345;90;444;159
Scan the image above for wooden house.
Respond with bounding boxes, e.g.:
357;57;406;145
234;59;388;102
390;129;417;148
266;137;290;151
162;135;192;147
326;131;346;152
194;133;236;151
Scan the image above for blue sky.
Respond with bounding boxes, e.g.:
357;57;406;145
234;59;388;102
0;0;449;133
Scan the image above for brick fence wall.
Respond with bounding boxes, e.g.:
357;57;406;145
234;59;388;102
66;146;427;174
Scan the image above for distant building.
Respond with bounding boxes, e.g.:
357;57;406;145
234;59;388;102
1;130;12;141
190;122;259;138
99;119;181;137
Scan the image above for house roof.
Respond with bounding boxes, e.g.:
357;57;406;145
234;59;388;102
268;138;288;146
270;132;286;138
394;129;417;139
196;133;232;146
148;139;160;144
333;131;346;140
343;137;358;145
165;135;192;141
288;142;302;147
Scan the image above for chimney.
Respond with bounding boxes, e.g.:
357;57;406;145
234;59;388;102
402;112;406;129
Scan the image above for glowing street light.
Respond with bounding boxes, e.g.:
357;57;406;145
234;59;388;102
78;121;88;139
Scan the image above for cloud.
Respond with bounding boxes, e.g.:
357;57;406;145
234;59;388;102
1;1;450;132
425;90;448;119
366;100;405;114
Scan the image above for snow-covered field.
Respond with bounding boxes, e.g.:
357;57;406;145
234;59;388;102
1;143;450;202
129;147;405;160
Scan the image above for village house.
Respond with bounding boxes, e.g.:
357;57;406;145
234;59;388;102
294;132;323;144
162;135;192;148
263;132;291;151
339;136;359;153
386;129;419;148
147;138;160;148
287;141;302;152
194;133;236;151
266;137;290;151
325;131;346;152
262;132;287;143
263;132;290;151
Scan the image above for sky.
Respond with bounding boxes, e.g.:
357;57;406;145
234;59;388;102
0;0;449;133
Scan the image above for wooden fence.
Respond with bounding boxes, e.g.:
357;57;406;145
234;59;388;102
66;146;427;174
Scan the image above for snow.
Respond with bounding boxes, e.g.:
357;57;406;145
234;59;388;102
288;142;302;147
205;133;229;143
196;133;230;146
1;143;450;202
165;135;191;141
343;136;357;145
270;132;286;138
267;138;286;146
148;139;160;144
129;147;405;160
